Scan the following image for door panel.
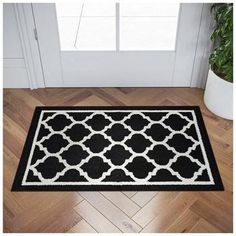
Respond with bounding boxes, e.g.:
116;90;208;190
32;2;203;87
172;4;203;86
61;51;175;86
33;3;63;87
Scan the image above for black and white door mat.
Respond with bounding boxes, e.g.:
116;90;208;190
12;106;224;191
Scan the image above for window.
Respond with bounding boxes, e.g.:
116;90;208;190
56;2;115;51
56;1;179;51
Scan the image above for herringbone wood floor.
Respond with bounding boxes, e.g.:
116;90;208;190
3;88;233;233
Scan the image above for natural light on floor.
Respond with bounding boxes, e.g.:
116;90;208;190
56;1;180;51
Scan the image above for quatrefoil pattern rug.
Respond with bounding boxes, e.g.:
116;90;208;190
12;106;223;191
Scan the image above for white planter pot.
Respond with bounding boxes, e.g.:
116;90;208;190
204;69;233;120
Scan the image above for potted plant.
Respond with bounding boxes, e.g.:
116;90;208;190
204;3;233;120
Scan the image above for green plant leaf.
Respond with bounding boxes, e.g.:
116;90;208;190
209;3;233;83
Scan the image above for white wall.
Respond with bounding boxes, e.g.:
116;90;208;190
3;3;29;88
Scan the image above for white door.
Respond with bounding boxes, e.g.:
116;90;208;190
32;1;203;87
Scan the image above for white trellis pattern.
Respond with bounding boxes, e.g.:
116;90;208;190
21;109;215;186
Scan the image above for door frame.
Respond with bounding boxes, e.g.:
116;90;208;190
14;3;45;89
15;3;213;89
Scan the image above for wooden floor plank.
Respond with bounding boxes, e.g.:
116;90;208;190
141;193;199;232
189;199;233;232
131;192;158;207
100;192;140;217
198;192;233;219
132;192;179;227
38;209;82;233
122;191;137;198
74;200;121;233
189;218;222;233
79;192;142;233
67;219;97;233
164;209;200;233
9;193;83;232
